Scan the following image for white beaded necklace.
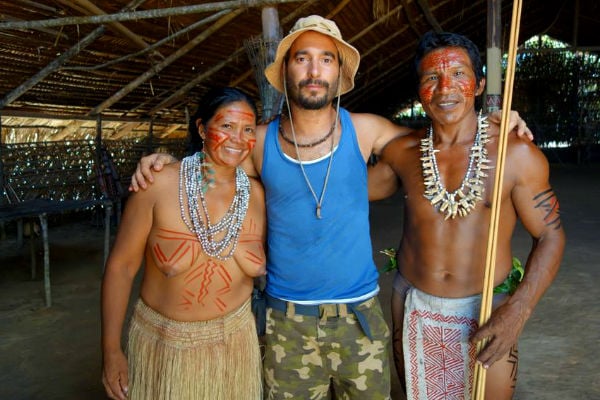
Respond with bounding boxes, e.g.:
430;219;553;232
179;152;250;260
420;112;492;219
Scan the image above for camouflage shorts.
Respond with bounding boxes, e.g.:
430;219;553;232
263;296;391;400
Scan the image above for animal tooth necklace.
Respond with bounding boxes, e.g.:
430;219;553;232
420;112;492;219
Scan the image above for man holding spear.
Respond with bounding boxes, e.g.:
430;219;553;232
370;31;565;399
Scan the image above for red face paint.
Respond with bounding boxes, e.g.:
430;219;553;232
206;126;228;150
205;106;256;151
418;47;478;106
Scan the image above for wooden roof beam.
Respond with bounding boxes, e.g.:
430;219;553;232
230;0;321;88
66;0;164;59
159;0;317;112
14;0;58;13
0;26;106;110
0;13;69;39
401;0;424;37
348;3;404;43
416;0;443;33
0;0;308;31
89;9;243;116
348;0;481;109
52;8;241;140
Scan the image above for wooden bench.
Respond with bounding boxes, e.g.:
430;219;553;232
0;140;114;307
0;137;190;307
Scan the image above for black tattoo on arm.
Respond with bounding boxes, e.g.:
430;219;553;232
507;345;519;389
533;188;562;229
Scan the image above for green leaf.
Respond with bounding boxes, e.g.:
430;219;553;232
494;257;525;295
379;247;398;273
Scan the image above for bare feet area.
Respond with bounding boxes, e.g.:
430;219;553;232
1;164;599;399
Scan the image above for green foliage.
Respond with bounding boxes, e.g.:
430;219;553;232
379;247;397;273
379;246;524;296
390;35;600;150
493;257;524;295
512;35;599;147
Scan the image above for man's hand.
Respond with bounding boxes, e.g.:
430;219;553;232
470;299;530;368
102;350;129;400
129;153;178;192
488;110;534;141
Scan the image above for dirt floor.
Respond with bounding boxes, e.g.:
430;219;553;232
0;164;599;400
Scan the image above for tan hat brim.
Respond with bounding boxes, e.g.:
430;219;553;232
265;28;360;96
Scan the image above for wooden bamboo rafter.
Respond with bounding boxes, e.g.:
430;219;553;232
89;8;244;116
0;0;307;31
345;0;479;109
54;8;243;140
401;0;425;38
471;0;523;398
416;0;443;32
67;0;159;56
154;0;322;112
0;25;106;110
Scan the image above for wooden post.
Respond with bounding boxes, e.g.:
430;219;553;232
0;112;4;195
262;6;280;43
95;114;103;165
486;0;502;112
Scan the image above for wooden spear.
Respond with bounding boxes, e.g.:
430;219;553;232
471;0;523;398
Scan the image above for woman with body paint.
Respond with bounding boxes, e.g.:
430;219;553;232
101;87;266;400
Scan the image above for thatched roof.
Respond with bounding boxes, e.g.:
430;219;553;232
0;0;598;141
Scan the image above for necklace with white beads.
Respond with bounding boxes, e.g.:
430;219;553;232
179;152;250;260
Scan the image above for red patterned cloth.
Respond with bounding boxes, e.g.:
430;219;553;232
403;288;480;400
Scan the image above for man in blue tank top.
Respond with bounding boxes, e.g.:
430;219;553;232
257;16;411;399
130;15;531;400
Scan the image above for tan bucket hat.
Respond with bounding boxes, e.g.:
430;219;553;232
264;15;360;95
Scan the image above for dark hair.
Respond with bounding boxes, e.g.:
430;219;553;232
188;87;258;154
413;31;484;90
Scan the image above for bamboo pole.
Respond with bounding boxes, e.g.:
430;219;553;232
160;0;321;111
70;0;155;54
471;0;523;399
0;26;106;109
344;0;480;110
0;0;307;31
486;0;502;112
89;9;244;116
416;0;443;32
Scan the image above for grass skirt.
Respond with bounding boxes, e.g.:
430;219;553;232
127;297;262;400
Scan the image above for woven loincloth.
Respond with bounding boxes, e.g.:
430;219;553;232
127;298;262;400
403;287;480;400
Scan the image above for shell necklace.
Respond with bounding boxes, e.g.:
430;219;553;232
179;152;250;260
420;112;492;219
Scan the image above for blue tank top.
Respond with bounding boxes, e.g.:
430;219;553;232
261;108;379;302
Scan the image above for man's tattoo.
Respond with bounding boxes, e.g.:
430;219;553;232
533;188;561;229
507;344;519;389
